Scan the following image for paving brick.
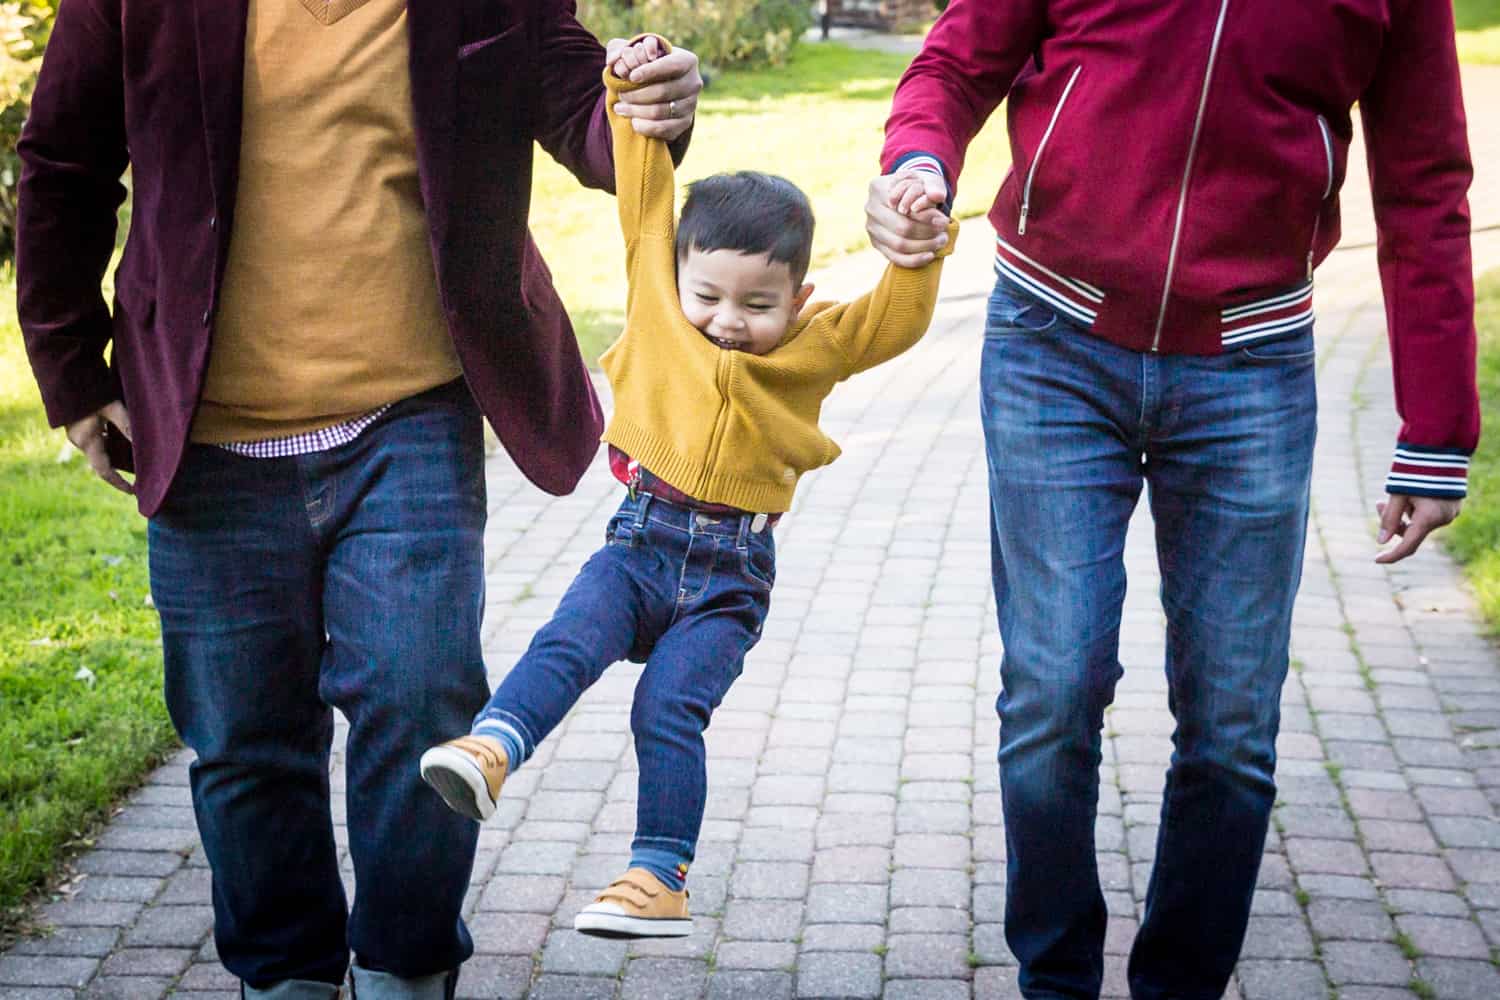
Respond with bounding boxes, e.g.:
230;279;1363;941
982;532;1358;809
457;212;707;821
730;862;810;900
81;975;172;999
1239;916;1316;959
810;847;890;884
75;852;183;878
453;955;531;999
1368;852;1457;891
708;970;794;1000
716;941;797;971
0;955;101;988
1284;837;1369;876
527;974;618;999
620;957;708;1000
100;947;193;977
889;907;969;935
1319;941;1412;987
1234;959;1327;1000
122;906;214;948
539;929;627;976
883;980;972;1000
467;912;551;955
1394;914;1493;959
1412;957;1500;1000
1306;899;1395;941
799;924;884;953
7;926;121;958
804;884;888;925
721;900;804;941
795;951;882;999
884;933;969;979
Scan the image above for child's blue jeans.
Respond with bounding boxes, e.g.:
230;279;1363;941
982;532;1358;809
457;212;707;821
475;489;774;875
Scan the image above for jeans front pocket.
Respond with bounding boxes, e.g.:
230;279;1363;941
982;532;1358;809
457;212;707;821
986;280;1060;338
1238;327;1316;366
738;535;776;592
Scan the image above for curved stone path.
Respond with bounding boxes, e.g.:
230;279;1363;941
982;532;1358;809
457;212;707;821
3;62;1498;1000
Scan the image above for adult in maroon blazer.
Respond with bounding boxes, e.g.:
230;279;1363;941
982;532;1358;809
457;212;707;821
17;1;700;997
866;2;1477;998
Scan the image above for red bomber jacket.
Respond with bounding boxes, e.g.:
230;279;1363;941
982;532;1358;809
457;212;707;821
882;0;1478;498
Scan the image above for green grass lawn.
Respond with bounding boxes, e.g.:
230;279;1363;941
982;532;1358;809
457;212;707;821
0;287;177;934
1458;0;1500;65
533;40;1011;363
1444;268;1500;631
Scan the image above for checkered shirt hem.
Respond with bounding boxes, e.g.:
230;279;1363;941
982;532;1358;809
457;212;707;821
213;406;391;458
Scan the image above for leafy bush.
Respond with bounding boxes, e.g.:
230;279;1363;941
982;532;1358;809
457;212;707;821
0;2;57;267
577;0;813;73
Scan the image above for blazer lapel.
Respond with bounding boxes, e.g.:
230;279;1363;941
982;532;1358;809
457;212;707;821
405;0;458;248
191;0;249;216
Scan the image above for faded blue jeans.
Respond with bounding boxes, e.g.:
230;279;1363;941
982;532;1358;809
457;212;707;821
147;380;490;991
981;278;1316;1000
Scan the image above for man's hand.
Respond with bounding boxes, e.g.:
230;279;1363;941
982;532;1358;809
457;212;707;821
1374;494;1462;564
66;400;134;495
866;172;950;267
605;36;702;142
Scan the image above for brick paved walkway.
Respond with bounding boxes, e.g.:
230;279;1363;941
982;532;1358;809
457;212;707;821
4;64;1500;1000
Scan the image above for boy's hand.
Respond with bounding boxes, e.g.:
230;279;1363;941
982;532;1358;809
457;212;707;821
888;170;950;226
867;172;950;267
610;35;663;79
606;36;702;142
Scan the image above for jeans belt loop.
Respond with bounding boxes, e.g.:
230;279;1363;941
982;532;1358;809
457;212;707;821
632;491;651;533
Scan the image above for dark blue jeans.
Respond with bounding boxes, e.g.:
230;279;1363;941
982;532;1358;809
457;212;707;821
981;278;1316;1000
147;380;490;989
476;490;773;869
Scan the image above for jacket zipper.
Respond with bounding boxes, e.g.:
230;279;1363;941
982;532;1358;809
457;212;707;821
1309;115;1334;279
1018;65;1083;236
1150;0;1230;352
696;351;733;496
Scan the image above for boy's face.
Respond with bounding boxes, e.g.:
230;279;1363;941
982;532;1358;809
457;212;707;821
677;248;814;356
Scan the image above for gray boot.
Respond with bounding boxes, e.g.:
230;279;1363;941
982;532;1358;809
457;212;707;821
242;981;341;1000
349;965;456;1000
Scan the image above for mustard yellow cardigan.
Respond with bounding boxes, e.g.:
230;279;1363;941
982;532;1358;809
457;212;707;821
599;56;955;513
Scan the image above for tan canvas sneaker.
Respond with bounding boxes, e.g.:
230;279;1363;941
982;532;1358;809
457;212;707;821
418;735;508;821
573;868;692;938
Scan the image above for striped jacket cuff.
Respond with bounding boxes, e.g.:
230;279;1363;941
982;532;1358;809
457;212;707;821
887;151;952;214
1385;443;1469;498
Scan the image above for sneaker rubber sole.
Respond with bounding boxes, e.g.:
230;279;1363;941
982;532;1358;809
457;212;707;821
573;910;692;939
418;745;497;821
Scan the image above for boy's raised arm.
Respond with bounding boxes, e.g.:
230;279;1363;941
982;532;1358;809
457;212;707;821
602;37;681;312
817;219;959;376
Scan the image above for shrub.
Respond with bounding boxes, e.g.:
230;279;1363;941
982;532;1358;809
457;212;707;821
576;0;813;73
0;2;57;267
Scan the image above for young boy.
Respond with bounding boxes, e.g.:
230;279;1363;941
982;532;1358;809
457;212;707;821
419;36;955;939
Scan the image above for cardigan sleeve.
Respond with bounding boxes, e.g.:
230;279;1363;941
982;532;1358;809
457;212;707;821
815;223;958;377
602;41;683;328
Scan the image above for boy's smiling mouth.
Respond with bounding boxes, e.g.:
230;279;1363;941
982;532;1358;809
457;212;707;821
708;336;745;351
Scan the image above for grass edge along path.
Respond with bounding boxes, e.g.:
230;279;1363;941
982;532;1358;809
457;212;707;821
0;287;177;941
1443;267;1500;632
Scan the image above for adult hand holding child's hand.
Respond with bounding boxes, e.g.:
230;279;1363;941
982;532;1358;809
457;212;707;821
866;170;950;267
606;35;702;142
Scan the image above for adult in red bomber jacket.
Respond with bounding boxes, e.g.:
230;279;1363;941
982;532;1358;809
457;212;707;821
867;2;1477;998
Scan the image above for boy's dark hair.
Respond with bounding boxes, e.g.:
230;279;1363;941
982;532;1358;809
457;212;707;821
676;172;815;284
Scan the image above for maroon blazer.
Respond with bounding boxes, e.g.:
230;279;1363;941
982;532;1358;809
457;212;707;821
18;0;629;516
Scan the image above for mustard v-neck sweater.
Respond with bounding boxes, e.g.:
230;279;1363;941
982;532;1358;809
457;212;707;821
598;57;956;513
192;0;461;444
